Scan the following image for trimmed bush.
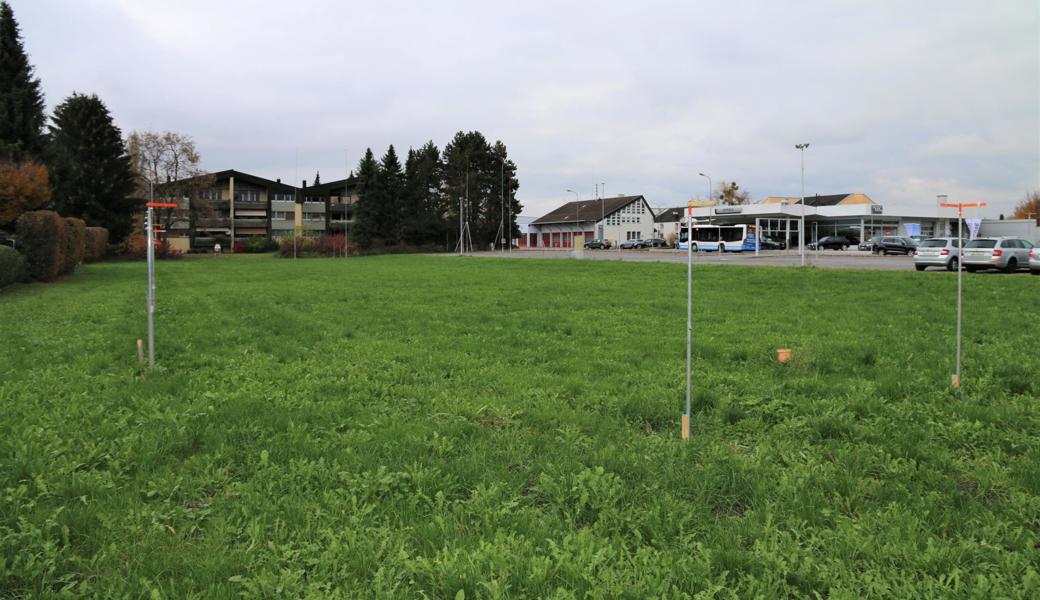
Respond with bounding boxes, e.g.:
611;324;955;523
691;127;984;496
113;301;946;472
234;236;279;254
278;234;358;258
120;233;183;260
62;217;86;274
16;210;67;282
84;227;108;262
0;245;25;288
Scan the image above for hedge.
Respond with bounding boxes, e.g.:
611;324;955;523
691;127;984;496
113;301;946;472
84;227;108;262
0;245;25;289
63;217;86;274
16;210;67;282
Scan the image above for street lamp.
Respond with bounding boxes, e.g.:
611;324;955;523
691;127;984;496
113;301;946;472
566;189;579;248
795;143;809;266
698;172;712;237
937;194;947;236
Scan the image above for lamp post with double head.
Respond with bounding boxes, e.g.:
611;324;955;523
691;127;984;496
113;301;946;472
795;143;810;266
566;189;580;248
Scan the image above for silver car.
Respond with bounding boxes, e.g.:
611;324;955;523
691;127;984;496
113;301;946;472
913;237;961;271
1030;245;1040;275
962;237;1034;273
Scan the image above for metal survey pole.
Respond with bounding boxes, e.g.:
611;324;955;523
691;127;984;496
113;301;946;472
145;194;177;368
146;205;155;368
683;200;694;440
941;200;987;388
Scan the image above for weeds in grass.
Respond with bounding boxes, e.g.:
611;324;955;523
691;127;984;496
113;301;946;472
0;256;1038;597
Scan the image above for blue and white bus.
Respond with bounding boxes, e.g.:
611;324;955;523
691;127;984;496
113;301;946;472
678;224;757;252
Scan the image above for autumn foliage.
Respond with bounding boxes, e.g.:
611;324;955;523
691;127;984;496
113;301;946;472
84;227;109;262
16;210;66;282
1011;190;1040;222
0;161;50;227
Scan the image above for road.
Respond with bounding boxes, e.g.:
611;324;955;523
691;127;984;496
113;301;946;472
463;248;923;271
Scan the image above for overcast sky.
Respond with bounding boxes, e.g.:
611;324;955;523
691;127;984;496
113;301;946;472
14;0;1040;217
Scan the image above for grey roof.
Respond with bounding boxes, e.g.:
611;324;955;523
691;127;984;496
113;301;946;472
531;195;647;225
803;194;852;206
655;206;687;223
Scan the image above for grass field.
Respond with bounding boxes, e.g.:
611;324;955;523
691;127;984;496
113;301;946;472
1;255;1038;598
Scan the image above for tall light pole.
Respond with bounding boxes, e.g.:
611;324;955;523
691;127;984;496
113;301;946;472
698;172;712;235
795;143;809;266
566;189;579;248
937;194;947;236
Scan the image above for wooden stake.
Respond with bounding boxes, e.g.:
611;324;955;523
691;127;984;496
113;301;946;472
136;339;144;365
681;414;690;440
951;374;960;389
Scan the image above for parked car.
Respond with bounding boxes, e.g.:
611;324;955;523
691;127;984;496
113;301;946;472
808;236;851;251
583;239;611;249
962;237;1034;272
912;237;961;271
643;238;669;248
757;237;786;250
859;236;881;251
874;236;915;255
619;239;644;250
1030;246;1040;275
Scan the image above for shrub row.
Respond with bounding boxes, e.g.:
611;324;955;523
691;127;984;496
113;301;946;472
0;245;25;288
119;233;183;260
84;227;108;262
234;236;279;254
277;234;359;258
12;210;110;282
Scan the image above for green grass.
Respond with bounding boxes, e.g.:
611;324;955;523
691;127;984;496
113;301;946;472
1;255;1038;598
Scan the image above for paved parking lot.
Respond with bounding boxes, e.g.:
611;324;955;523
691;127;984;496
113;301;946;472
464;249;1031;274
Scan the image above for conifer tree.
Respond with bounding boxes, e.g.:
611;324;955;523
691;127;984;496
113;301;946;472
402;141;442;245
313;171;320;186
352;148;381;248
0;1;46;161
48;93;136;240
376;145;404;243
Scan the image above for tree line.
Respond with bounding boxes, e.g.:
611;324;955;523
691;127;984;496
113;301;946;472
351;131;522;249
0;0;137;241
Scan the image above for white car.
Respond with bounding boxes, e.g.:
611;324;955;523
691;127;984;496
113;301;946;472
913;237;961;271
1030;245;1040;275
962;237;1033;273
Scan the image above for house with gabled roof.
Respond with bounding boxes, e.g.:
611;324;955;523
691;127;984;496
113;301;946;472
527;195;656;248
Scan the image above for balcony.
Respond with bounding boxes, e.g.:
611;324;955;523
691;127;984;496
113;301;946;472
234;218;268;228
234;200;266;211
196;218;230;229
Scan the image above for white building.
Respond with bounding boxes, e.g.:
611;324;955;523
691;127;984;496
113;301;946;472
658;193;964;247
526;195;656;248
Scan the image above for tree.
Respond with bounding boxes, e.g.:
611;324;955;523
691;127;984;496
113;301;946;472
442;131;498;248
718;180;750;205
313;171;321;186
0;160;48;227
1011;190;1040;222
351;148;381;248
0;1;46;162
402;141;443;245
376;145;404;243
48;93;137;241
127;130;211;242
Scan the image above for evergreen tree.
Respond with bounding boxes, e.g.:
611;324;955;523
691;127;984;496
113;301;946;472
376;145;404;243
402;141;442;245
313;171;320;186
442;131;498;247
48;93;136;240
352;148;381;248
0;1;46;161
491;140;522;247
